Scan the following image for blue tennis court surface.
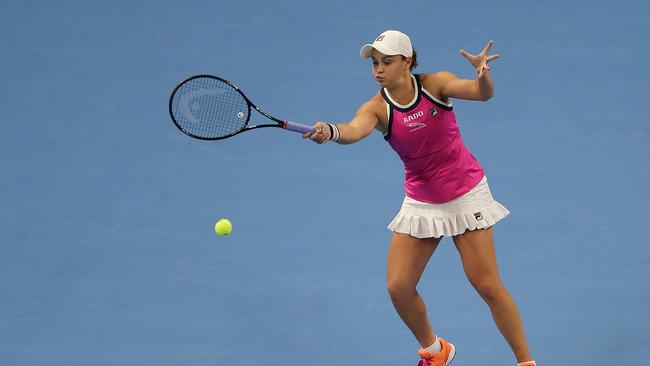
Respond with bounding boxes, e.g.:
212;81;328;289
1;1;648;365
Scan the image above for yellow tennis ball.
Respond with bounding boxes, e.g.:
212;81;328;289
214;219;232;236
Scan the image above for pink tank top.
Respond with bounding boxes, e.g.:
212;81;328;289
383;74;484;204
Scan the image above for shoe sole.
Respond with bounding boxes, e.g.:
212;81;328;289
445;344;456;366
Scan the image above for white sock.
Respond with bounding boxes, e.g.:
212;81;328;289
422;336;442;354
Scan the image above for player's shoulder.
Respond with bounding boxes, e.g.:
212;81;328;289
356;92;385;117
419;71;460;98
369;91;385;104
419;71;459;85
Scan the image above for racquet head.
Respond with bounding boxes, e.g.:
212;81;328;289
169;75;251;140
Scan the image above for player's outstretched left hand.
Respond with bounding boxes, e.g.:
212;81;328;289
460;40;500;78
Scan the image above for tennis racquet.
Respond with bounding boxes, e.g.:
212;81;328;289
168;75;316;140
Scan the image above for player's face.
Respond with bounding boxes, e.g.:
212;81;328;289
371;50;410;87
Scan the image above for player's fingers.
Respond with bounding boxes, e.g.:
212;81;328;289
481;40;494;55
487;54;500;63
318;124;333;141
309;126;325;143
459;49;473;60
305;130;319;141
477;64;486;78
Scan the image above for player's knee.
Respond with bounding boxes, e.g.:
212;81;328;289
472;280;505;304
387;280;416;302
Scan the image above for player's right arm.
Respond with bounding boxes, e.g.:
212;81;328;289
306;98;382;144
334;100;380;144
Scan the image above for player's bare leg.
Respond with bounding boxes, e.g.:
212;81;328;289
452;227;533;363
386;232;441;347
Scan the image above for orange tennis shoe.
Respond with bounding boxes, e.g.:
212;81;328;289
417;338;455;366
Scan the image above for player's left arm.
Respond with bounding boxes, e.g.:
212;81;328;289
434;40;500;102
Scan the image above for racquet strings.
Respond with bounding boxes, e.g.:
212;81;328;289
170;77;249;139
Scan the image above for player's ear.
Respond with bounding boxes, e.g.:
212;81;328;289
404;56;412;71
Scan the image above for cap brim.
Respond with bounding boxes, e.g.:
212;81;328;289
359;44;375;59
360;43;403;59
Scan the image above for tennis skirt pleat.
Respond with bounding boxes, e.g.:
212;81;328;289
387;176;510;238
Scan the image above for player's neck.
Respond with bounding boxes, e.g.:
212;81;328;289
386;73;415;105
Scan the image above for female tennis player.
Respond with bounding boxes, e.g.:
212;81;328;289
305;30;536;366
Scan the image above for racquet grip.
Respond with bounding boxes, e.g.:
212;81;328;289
283;121;316;134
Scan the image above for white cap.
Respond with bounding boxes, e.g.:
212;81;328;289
360;30;413;59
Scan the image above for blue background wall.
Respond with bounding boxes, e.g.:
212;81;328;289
1;1;649;365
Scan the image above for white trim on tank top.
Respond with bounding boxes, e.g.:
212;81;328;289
383;74;419;109
383;74;453;109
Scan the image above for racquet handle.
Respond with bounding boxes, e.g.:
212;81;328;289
283;121;317;134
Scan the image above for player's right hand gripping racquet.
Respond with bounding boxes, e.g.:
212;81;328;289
168;75;316;140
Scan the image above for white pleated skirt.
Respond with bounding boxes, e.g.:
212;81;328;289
387;176;510;238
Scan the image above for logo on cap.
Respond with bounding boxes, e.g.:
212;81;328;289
376;35;385;42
